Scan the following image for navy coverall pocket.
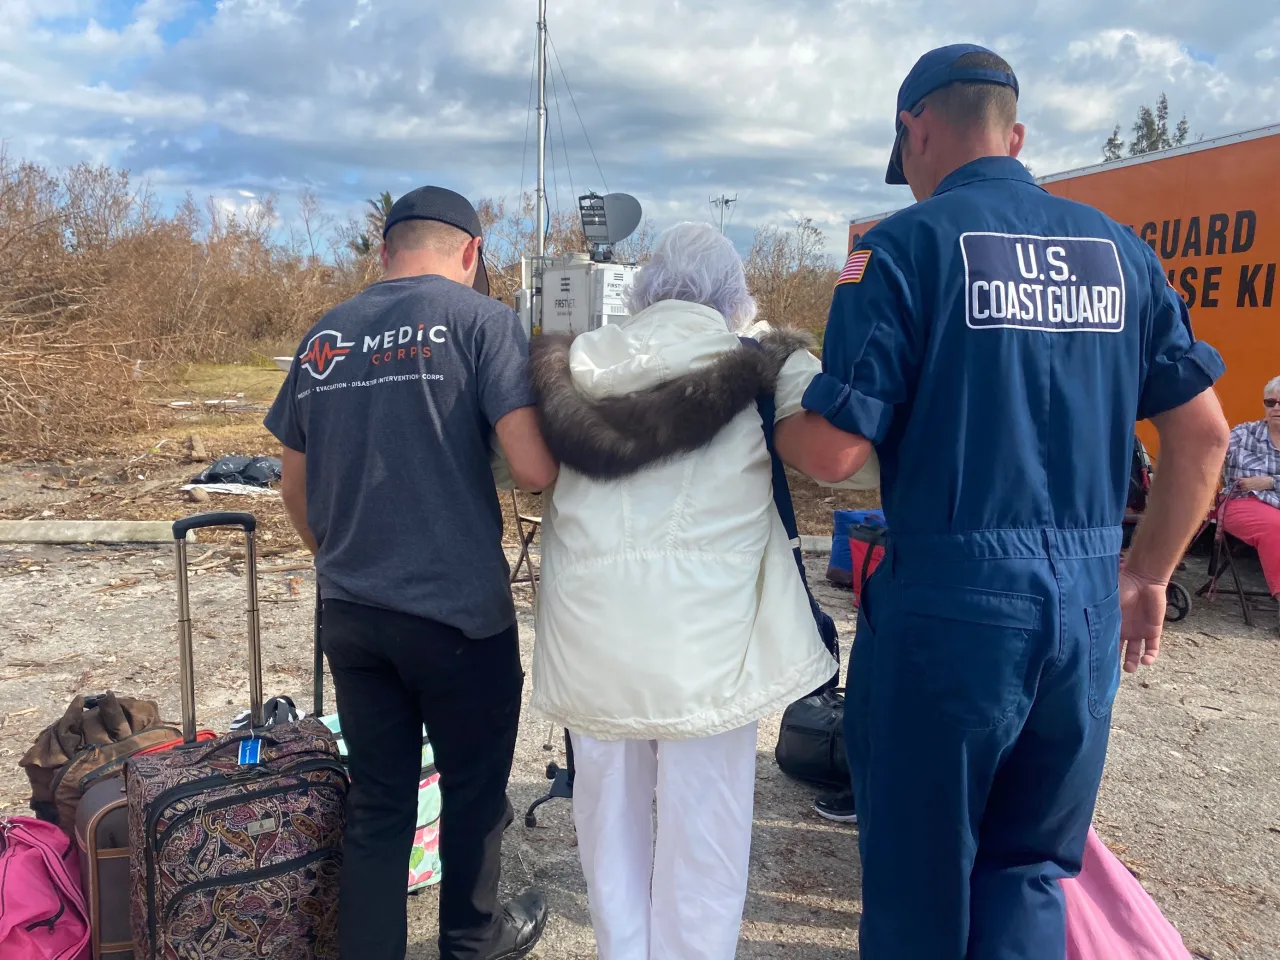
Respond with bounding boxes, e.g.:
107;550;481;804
1085;588;1123;718
899;583;1043;731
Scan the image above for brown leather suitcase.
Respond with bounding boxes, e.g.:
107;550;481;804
75;775;134;960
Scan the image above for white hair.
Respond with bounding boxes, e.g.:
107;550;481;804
1267;376;1280;397
626;222;757;330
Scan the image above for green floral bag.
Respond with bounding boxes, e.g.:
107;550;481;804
320;716;442;890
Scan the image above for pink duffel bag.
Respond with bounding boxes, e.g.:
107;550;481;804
0;816;90;960
1063;827;1192;960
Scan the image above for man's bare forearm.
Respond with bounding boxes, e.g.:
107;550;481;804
1127;392;1229;584
775;412;873;484
495;406;559;492
278;445;318;554
282;491;318;554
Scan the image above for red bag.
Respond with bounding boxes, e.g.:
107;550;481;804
131;729;217;758
849;533;886;607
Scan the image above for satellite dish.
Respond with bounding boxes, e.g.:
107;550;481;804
601;193;642;244
578;192;643;262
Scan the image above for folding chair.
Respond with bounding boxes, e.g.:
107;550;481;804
509;490;541;597
1195;481;1274;626
523;728;575;827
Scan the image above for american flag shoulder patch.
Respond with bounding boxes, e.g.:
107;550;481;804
838;249;872;285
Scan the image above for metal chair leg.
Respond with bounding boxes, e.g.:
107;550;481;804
1199;532;1266;627
1224;546;1253;627
523;528;539;598
511;538;531;583
1198;535;1224;597
510;530;539;593
508;491;540;596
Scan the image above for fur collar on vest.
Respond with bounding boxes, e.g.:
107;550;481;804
529;328;810;479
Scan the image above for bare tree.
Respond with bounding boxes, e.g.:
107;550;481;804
0;149;668;456
0;152;392;455
295;188;331;266
612;219;657;266
744;217;835;333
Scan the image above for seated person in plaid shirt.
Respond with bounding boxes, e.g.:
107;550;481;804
1222;374;1280;626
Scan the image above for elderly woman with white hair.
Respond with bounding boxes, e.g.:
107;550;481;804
1221;374;1280;625
526;222;869;959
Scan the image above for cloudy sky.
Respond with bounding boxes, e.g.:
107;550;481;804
2;0;1277;255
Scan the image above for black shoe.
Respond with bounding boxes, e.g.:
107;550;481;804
814;789;857;824
485;889;548;960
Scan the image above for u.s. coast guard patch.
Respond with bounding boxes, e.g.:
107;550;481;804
960;233;1126;333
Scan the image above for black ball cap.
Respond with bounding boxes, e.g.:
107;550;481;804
383;185;490;297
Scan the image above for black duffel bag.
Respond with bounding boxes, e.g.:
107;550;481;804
775;687;849;787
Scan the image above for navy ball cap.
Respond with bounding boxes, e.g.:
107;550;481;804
886;44;1019;185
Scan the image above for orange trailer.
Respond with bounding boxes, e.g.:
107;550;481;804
847;124;1280;452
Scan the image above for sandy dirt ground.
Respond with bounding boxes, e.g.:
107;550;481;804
1;462;1278;958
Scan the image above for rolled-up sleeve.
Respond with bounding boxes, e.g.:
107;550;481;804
802;244;919;444
263;353;306;452
477;306;537;427
773;345;821;422
1137;247;1225;421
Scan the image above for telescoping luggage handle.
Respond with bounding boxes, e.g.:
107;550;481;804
313;585;324;717
172;513;263;743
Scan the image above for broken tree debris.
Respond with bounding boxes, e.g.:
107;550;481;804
188;434;209;462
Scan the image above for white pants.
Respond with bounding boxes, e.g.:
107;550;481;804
570;723;758;960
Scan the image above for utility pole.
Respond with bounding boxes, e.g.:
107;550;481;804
531;0;547;334
536;0;547;261
709;194;737;233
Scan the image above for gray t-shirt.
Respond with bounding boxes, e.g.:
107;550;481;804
264;274;535;638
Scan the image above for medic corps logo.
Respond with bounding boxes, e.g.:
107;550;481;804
298;329;355;381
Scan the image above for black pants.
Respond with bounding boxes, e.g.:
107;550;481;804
321;599;523;960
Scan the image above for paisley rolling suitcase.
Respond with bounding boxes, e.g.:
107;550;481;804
125;512;348;960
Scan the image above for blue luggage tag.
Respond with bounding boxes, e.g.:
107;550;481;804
238;738;262;765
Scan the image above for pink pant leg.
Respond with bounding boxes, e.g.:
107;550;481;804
1062;828;1192;960
1220;497;1280;596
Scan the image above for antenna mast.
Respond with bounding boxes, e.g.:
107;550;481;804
710;194;737;233
536;0;547;260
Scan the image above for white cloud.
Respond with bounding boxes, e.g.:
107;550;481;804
1;0;1277;254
